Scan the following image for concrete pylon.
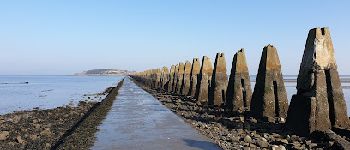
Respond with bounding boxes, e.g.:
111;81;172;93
181;61;192;95
167;65;175;92
175;63;185;94
209;53;228;107
226;49;252;113
172;64;179;93
189;58;201;97
160;66;169;90
287;27;349;135
195;56;213;105
250;45;288;122
153;69;162;89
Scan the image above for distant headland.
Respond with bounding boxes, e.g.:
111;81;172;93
74;69;135;76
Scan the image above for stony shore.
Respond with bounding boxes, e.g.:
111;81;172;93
133;80;349;150
0;79;124;150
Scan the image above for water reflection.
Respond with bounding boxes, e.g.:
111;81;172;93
92;78;220;150
0;75;123;114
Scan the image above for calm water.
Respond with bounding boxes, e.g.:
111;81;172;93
250;75;350;114
0;75;349;115
0;75;123;115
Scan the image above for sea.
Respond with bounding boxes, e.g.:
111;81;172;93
0;75;349;115
0;75;123;115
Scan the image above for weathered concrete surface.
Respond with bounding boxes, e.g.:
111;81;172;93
181;61;192;95
92;78;220;150
167;65;175;92
287;27;349;135
209;53;228;107
176;63;185;95
195;56;213;105
172;65;179;93
226;49;252;113
160;66;169;90
251;45;288;122
189;58;201;97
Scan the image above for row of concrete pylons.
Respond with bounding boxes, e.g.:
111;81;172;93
130;27;349;136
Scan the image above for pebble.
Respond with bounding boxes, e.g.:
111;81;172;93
0;131;10;140
40;128;52;137
16;136;25;144
256;138;269;148
244;135;252;143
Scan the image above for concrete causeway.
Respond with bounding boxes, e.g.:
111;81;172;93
92;77;221;150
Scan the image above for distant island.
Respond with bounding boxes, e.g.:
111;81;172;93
75;69;135;76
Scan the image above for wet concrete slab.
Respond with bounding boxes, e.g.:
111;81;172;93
92;78;221;150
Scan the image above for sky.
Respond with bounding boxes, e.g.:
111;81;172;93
0;0;349;75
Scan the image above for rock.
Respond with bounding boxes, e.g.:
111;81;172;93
45;143;51;148
270;145;286;150
232;136;240;142
279;139;288;144
209;52;228;107
34;123;41;129
244;135;252;143
16;135;25;144
40;128;52;137
239;117;245;122
251;45;288;121
0;131;10;140
250;118;258;124
277;117;286;123
10;115;21;123
291;141;303;150
256;138;269;148
226;49;253;113
30;134;38;140
307;143;317;149
270;145;279;150
305;140;312;145
311;130;350;150
279;145;286;150
287;27;350;136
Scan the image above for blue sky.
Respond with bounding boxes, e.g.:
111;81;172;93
0;1;349;75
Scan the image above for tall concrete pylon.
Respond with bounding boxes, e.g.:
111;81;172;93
250;45;288;122
189;58;201;97
195;56;213;105
160;66;169;90
287;27;350;135
226;49;252;113
181;61;192;95
175;62;185;94
167;65;175;92
172;64;179;93
209;53;228;107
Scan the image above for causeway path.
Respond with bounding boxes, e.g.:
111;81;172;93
91;77;221;150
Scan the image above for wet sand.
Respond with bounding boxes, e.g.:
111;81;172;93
92;78;221;150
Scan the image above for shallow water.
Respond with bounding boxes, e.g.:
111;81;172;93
92;77;220;150
0;75;123;114
250;75;350;115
